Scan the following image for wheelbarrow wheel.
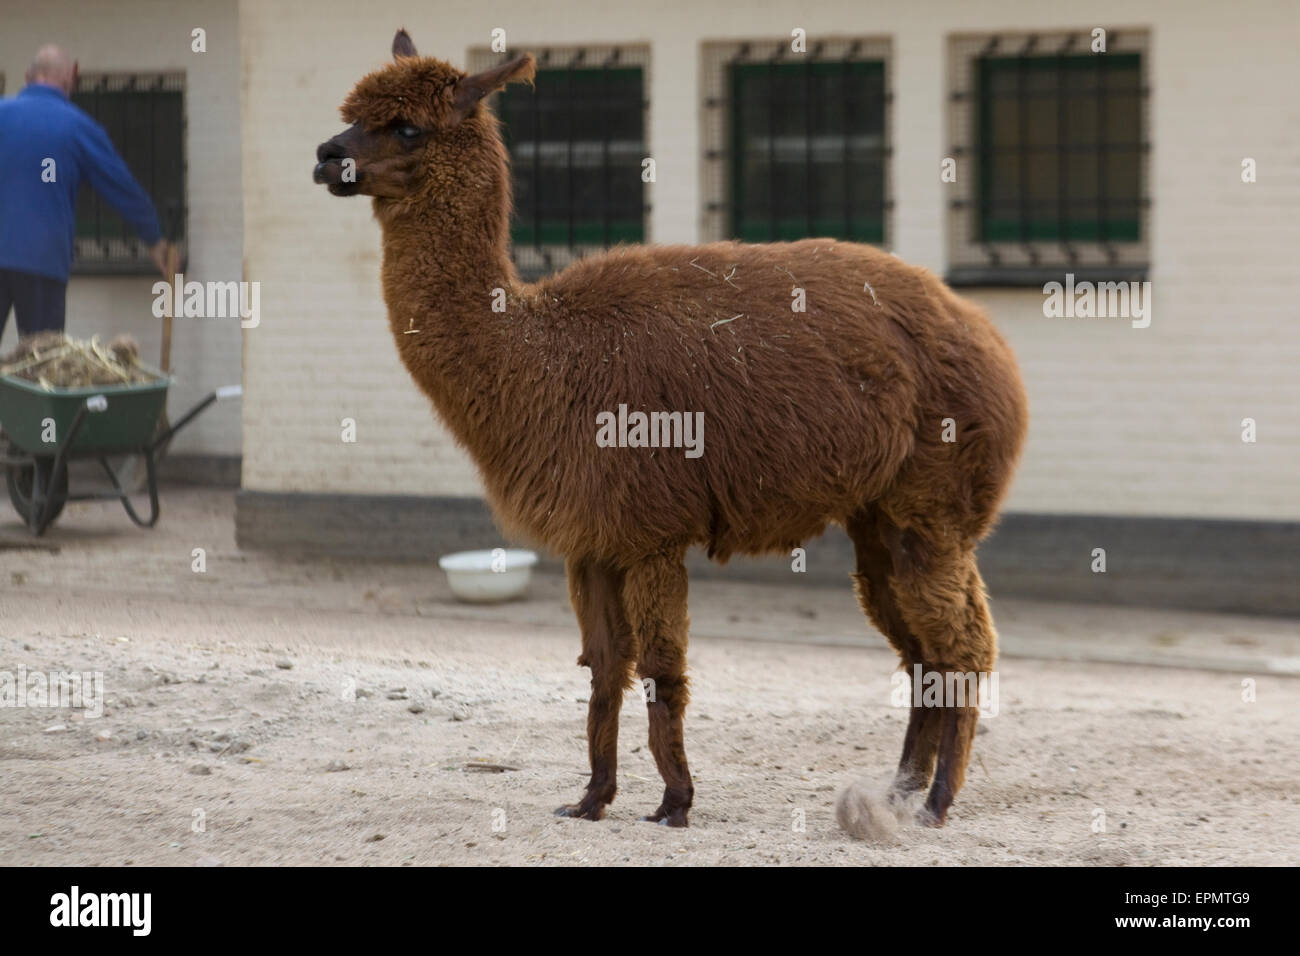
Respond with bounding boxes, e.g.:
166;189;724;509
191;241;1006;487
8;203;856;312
6;453;69;529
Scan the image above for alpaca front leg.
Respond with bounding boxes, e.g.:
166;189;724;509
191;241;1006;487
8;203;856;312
844;511;942;803
893;694;942;797
641;675;693;826
624;551;694;827
921;703;980;826
556;558;634;822
891;548;997;827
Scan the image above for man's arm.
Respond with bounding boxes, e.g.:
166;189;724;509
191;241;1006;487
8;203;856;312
77;117;168;270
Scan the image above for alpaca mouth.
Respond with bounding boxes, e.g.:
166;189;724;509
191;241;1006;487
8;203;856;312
313;160;360;196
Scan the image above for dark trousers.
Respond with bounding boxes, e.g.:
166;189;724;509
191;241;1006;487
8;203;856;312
0;268;68;341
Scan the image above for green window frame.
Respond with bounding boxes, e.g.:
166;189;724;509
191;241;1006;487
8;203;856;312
728;60;886;244
496;64;647;252
976;53;1143;244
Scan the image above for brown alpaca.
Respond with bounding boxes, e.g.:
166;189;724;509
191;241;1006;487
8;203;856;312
314;30;1028;832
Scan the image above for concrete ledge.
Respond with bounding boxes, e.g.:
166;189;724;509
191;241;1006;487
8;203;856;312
236;490;507;562
235;490;1300;617
157;454;242;487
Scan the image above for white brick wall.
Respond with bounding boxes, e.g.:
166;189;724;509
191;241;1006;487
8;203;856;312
238;0;1300;519
0;0;244;456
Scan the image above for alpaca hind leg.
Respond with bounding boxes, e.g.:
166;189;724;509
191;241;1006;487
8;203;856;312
624;550;694;827
845;511;942;798
555;557;635;821
889;541;997;827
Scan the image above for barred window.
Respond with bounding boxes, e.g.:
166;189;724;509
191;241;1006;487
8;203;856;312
704;39;892;245
470;46;650;280
71;72;187;274
947;32;1150;285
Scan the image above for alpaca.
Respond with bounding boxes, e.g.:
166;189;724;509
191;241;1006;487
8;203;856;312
314;29;1028;832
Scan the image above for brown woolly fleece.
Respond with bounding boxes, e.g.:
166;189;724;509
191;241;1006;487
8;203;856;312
315;30;1029;833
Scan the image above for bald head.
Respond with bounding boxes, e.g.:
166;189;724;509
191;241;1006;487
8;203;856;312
26;45;77;95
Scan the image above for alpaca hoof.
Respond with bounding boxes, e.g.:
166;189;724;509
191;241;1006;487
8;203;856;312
916;805;948;828
639;808;689;828
555;801;606;821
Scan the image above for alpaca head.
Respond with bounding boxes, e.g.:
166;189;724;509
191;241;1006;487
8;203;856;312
313;29;534;206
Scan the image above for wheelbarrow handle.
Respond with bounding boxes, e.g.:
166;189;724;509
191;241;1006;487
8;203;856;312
149;383;241;451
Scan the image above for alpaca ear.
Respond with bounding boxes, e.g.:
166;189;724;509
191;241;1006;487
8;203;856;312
451;54;536;121
392;29;418;60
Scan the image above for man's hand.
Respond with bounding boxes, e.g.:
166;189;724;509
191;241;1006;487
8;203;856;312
148;239;174;280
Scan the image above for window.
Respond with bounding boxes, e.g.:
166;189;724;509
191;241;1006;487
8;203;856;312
947;32;1149;285
470;46;649;279
704;38;892;245
71;72;186;274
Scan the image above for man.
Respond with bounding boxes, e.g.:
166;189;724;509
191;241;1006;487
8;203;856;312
0;45;171;340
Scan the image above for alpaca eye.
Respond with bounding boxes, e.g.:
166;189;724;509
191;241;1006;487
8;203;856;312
396;125;422;140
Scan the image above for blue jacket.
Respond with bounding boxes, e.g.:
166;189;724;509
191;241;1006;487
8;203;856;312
0;83;162;282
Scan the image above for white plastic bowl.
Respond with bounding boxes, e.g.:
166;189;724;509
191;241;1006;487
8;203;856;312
437;548;539;603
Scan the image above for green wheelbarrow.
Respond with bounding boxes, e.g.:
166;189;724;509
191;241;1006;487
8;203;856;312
0;368;241;535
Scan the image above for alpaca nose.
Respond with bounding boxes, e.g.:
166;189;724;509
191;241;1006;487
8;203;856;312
315;137;351;184
316;138;345;163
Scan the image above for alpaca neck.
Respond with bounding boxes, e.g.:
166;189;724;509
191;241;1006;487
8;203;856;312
374;184;526;459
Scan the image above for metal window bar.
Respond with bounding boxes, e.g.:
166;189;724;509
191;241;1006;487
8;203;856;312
947;30;1150;284
1095;47;1108;251
767;49;779;241
704;37;892;246
70;72;187;275
1056;39;1074;263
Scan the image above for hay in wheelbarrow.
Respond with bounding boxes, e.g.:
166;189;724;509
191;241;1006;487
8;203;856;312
0;332;159;389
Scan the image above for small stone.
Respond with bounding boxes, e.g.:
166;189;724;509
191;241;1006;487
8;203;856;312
44;724;66;733
365;833;385;842
407;702;426;714
195;855;223;867
94;731;113;743
188;765;212;775
275;660;293;670
325;760;351;772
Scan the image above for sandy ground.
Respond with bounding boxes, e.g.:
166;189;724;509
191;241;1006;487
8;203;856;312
1;488;1298;866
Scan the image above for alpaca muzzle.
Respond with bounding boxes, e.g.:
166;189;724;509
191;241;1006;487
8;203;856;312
314;131;361;195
